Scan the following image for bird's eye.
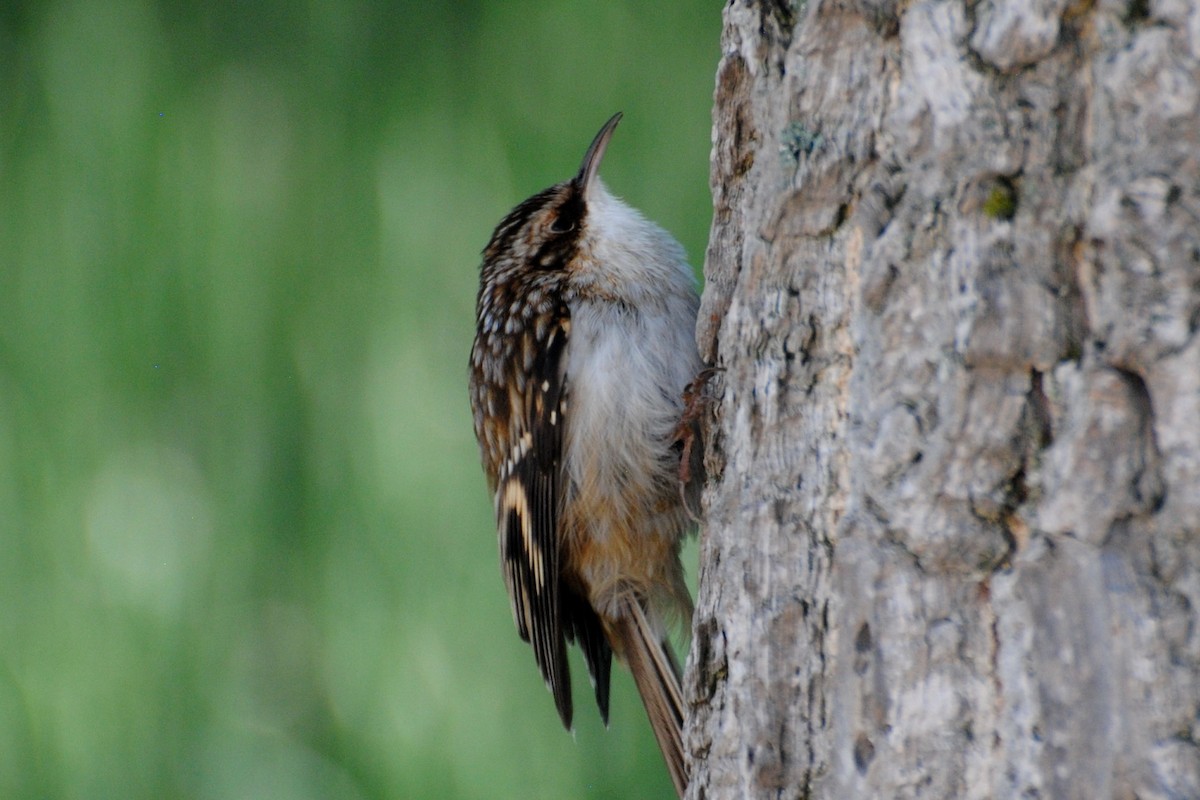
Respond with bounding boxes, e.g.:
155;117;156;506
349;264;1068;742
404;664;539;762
550;192;584;235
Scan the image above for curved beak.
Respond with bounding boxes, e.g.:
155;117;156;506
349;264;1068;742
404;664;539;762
575;112;623;194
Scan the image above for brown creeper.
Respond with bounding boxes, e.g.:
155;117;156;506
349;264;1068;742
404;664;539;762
468;113;700;796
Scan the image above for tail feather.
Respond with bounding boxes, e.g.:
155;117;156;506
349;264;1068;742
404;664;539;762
613;597;688;798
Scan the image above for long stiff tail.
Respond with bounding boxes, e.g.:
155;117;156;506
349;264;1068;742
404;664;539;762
613;597;688;797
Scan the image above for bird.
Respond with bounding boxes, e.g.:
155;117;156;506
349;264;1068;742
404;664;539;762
468;112;702;797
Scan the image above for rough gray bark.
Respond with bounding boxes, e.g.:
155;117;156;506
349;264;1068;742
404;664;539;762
685;0;1200;798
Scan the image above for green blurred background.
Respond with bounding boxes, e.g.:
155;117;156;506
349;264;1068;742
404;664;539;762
0;2;717;798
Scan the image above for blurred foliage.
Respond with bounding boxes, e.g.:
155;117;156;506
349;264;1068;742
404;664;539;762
0;1;718;798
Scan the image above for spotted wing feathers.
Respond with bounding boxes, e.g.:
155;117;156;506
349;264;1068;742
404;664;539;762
496;311;574;727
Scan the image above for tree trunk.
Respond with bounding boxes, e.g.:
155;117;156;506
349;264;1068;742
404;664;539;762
685;0;1200;798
